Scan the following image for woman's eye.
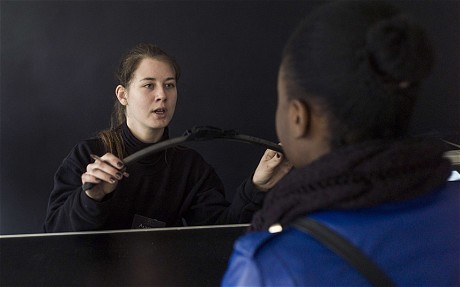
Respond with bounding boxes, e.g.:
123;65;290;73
143;84;153;88
165;83;176;89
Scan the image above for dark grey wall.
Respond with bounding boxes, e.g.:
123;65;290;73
1;0;458;235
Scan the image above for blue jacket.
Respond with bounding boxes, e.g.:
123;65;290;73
222;181;459;286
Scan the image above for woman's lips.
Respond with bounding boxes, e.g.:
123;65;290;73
152;108;167;118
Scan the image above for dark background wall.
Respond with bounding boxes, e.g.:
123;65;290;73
1;0;458;235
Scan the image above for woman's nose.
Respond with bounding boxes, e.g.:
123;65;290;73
155;87;166;101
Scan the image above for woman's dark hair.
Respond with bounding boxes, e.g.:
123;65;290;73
282;1;434;148
99;43;181;158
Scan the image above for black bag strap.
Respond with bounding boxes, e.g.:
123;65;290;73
291;217;395;287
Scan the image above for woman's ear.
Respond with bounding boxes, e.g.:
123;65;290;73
289;99;310;138
115;85;128;106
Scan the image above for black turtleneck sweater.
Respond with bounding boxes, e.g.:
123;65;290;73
44;123;265;232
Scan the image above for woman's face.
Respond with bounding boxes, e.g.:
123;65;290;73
121;58;177;141
276;61;332;168
276;62;295;163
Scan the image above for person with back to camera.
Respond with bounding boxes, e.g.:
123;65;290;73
44;43;292;232
222;1;459;286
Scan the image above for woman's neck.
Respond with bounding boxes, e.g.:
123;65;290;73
126;122;164;144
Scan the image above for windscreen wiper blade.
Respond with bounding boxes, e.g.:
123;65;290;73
82;126;282;191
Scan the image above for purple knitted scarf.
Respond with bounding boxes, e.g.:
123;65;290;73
250;139;452;231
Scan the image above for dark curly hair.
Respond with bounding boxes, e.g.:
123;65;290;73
282;1;434;148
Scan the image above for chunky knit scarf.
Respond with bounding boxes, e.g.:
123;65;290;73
250;139;452;231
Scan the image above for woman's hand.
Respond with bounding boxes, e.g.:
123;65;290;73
252;148;292;191
81;153;129;201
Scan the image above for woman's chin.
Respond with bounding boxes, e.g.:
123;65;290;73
148;120;171;130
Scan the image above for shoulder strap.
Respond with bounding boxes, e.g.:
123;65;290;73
291;217;395;287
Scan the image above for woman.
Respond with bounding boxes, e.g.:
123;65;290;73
222;1;459;286
44;43;291;232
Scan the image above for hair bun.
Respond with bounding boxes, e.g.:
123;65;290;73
366;16;434;84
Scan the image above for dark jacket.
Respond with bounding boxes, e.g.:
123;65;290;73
44;124;264;232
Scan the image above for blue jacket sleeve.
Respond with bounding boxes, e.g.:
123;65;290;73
221;232;275;286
